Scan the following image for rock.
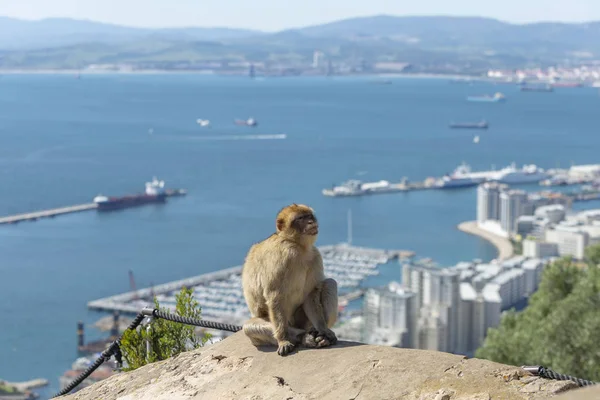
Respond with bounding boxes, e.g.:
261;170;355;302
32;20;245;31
554;384;600;400
58;332;585;400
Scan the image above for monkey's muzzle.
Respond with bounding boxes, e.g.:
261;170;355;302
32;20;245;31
306;224;319;235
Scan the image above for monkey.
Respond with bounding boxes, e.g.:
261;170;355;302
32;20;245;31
241;204;338;356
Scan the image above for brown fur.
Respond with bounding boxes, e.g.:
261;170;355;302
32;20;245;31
241;204;338;356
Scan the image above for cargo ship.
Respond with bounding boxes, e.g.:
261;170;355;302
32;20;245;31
449;120;489;129
93;178;168;211
234;117;258;127
521;85;553;92
551;81;583;88
466;92;505;102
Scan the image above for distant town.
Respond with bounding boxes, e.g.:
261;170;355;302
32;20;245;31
9;60;600;87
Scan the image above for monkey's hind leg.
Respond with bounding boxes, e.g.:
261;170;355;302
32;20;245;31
301;278;339;348
321;278;339;328
243;317;305;348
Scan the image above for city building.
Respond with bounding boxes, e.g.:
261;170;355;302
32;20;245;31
500;189;528;234
545;227;589;260
312;51;325;69
364;256;550;356
477;183;501;223
362;282;418;348
523;239;559;259
402;261;460;352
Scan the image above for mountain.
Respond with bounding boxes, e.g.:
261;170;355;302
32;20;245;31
291;15;600;54
0;17;263;50
2;15;600;71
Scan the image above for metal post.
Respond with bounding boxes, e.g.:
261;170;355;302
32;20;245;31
143;315;154;362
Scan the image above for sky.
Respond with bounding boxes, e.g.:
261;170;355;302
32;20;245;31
1;0;599;31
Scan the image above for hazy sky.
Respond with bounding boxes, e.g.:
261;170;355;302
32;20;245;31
1;0;599;31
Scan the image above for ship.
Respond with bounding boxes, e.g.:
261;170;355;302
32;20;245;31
435;175;480;189
521;84;553;92
93;178;167;211
322;179;403;197
466;92;506;102
450;162;550;185
234;117;258;127
449;120;489;129
492;163;550;184
551;81;583;88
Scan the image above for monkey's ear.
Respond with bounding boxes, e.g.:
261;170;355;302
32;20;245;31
276;218;285;232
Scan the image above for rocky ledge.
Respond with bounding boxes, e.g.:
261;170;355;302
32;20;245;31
59;332;595;400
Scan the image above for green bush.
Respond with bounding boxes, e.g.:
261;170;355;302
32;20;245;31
476;244;600;381
120;287;211;371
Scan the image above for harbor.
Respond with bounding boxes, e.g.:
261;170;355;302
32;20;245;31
88;243;415;325
0;179;186;225
323;162;600;197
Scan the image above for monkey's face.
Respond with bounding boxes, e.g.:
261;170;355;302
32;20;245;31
293;212;319;236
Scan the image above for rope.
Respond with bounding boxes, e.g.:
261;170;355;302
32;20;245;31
52;307;241;398
52;312;146;398
152;309;242;333
522;365;598;387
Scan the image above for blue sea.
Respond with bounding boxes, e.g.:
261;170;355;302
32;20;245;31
1;74;599;398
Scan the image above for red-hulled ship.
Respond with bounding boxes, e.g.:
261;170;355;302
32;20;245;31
93;178;167;211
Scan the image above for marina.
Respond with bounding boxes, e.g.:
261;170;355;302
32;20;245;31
323;162;600;197
88;244;415;325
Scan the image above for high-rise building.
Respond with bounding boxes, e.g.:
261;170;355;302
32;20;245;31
312;51;325;68
477;183;502;224
362;282;418;348
500;189;528;234
402;261;460;352
418;305;448;352
456;282;502;356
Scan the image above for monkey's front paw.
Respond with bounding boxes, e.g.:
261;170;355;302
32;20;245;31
277;340;296;356
315;328;338;348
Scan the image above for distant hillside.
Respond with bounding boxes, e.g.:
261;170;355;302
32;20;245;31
2;15;600;71
0;17;262;50
291;15;600;54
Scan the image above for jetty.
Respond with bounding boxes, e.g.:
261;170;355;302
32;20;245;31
1;378;49;391
0;187;186;226
0;203;97;225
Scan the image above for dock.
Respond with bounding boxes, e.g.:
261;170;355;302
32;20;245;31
88;244;415;324
0;203;97;225
2;378;49;391
0;188;187;226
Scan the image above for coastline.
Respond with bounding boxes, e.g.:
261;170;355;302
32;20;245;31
0;69;484;80
457;221;514;261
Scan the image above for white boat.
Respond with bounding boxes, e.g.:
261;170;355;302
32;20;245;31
450;162;549;185
435;175;480;189
323;180;365;196
473;135;480;144
450;163;494;182
196;119;210;127
492;163;550;184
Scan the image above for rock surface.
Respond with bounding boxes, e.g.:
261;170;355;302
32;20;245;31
554;385;600;400
59;332;585;400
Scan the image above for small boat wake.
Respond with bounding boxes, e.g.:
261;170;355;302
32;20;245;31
167;133;287;141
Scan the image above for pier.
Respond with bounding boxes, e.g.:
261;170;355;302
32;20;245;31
0;203;97;225
0;187;187;226
88;244;414;324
